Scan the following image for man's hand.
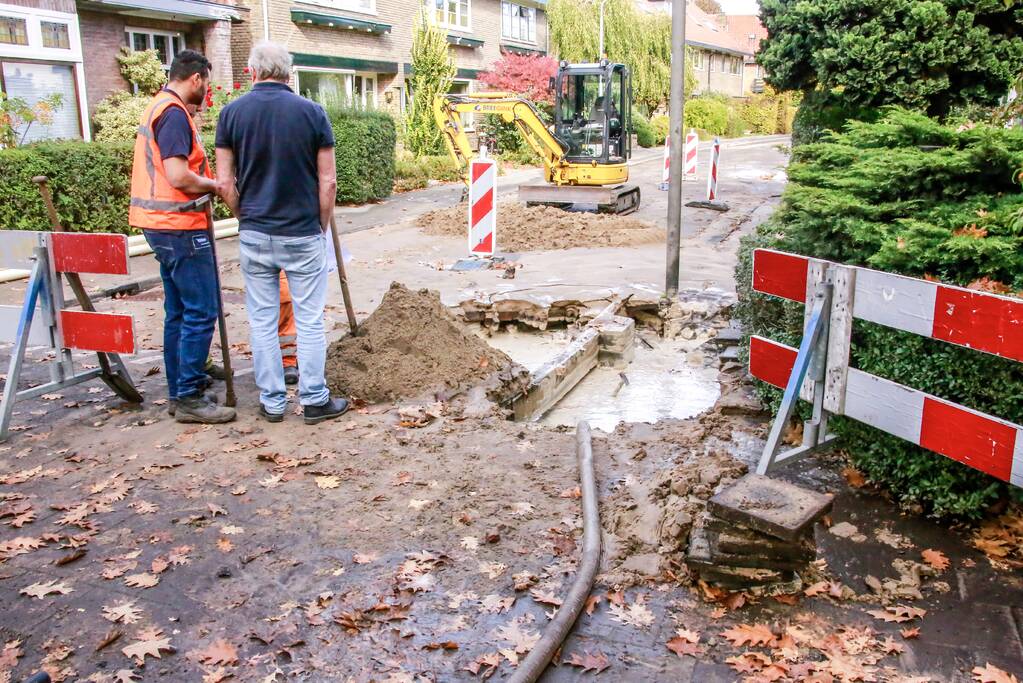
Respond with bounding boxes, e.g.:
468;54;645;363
164;156;218;195
317;146;337;232
215;147;241;217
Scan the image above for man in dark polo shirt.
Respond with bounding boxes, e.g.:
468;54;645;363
215;41;349;424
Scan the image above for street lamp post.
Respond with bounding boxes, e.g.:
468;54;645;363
598;0;607;58
665;0;687;296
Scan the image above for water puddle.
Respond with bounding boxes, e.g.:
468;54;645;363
486;328;721;432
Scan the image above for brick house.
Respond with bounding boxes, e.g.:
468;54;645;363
720;13;768;94
1;0;242;142
231;0;548;118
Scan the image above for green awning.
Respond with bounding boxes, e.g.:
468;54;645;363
290;9;390;35
500;43;545;56
292;52;399;73
447;33;483;48
402;64;481;80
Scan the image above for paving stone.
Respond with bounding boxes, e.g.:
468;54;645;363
707;473;833;542
707;525;815;562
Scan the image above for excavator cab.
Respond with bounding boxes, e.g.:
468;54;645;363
553;60;632;165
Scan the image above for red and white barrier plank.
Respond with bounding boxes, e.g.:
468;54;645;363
750;335;1023;487
752;248;1023;363
468;158;496;256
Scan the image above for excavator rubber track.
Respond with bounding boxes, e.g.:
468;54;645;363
520;184;642;216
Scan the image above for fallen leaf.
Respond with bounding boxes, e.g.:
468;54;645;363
583;594;602;615
217;538;234;553
220;524;244;535
972;663;1020;683
102;601;143;624
900;627;920;639
20;580;73;599
194;639;238;667
666;628;701;657
315;475;340;490
96;628;122;652
921;548;950;572
842;467;867;488
122;633;174;664
124;573;159;589
866;605;927;623
565;649;610;673
608;601;655;628
721;623;776;648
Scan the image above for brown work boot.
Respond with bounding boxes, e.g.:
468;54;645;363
175;394;236;424
168;391;219;417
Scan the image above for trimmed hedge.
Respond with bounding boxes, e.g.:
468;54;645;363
325;105;396;204
735;108;1023;518
0;108;397;233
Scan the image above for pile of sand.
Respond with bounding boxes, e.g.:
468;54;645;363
416;202;663;252
326;282;522;403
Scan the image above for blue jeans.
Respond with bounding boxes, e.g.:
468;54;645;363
143;229;218;400
238;229;329;413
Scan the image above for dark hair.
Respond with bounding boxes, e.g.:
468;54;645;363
169;50;211;82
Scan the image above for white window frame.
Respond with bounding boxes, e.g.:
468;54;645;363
0;2;88;140
124;26;186;70
425;0;471;33
690;49;705;70
294;0;377;17
501;1;535;44
294;66;377;108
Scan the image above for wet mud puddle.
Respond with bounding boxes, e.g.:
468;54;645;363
485;328;720;432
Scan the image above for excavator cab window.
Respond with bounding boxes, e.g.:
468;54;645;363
555;63;630;165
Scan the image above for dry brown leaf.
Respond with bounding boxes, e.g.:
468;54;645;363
842;467;867;488
216;538;234;553
921;548;950;572
721;623;776;648
102;601;143;624
900;627;920;639
972;663;1020;683
20;580;73;599
194;639;238;667
564;650;610;673
666;628;701;657
122;632;174;664
124;573;159;589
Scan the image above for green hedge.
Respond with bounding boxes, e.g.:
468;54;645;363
0;108;396;233
324;105;396;204
735;108;1023;518
684;99;730;136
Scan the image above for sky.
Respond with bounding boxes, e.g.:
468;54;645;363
718;0;760;14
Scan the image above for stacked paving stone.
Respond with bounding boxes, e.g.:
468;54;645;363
687;474;833;591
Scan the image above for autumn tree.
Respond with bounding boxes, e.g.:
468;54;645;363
477;53;559;106
694;0;722;14
758;0;1023;119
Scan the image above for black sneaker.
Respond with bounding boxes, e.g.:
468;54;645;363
303;397;350;425
175;394;236;424
283;366;299;386
258;404;285;423
168;391;218;416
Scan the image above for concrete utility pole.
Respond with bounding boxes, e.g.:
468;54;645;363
598;0;607;59
665;0;686;296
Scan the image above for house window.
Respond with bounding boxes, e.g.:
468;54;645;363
124;28;185;70
296;69;376;108
728;56;741;75
501;2;534;43
302;0;375;14
1;61;81;142
0;16;28;45
708;53;717;72
40;21;70;49
690;50;705;70
427;0;469;30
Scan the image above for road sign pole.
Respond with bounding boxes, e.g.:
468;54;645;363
665;0;687;297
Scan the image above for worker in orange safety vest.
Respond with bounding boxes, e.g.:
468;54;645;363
129;49;236;425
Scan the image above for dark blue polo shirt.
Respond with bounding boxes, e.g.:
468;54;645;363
215;82;334;237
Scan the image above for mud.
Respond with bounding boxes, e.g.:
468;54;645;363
325;282;528;404
416;202;663;252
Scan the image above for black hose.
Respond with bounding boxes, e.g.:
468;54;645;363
509;421;602;683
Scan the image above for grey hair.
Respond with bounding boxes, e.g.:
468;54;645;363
248;41;292;82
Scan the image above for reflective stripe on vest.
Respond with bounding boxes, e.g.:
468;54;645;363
129;93;211;231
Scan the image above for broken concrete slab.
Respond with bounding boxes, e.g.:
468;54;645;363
707;474;834;542
707;526;816;562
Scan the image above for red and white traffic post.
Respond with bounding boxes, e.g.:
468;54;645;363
0;230;141;441
706;136;721;201
684;128;698;180
750;248;1023;488
659;136;670;191
468;156;497;256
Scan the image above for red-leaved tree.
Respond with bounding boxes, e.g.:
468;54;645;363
477;53;559;106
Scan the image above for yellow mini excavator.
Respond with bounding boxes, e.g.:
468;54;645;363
433;59;641;215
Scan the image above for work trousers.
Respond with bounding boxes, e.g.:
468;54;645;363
143;228;218;400
239;229;329;414
279;272;297;368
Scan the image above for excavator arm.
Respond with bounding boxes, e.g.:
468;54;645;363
433;92;568;186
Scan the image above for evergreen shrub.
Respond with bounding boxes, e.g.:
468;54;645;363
735;108;1023;518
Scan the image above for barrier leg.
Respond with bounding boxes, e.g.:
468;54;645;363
0;258;45;442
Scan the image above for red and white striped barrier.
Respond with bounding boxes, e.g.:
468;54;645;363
684;128;698;179
0;230;140;440
750;247;1023;486
706;136;721;201
468;158;497;256
660;136;670;190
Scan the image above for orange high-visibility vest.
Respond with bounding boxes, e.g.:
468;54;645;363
128;91;212;231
